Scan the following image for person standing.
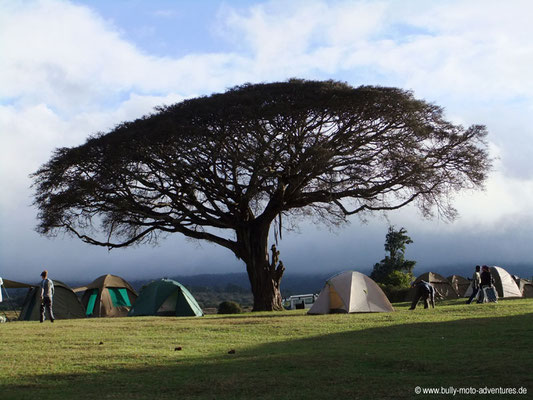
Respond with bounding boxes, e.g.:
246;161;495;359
409;280;435;310
466;265;481;304
40;270;55;323
477;265;494;303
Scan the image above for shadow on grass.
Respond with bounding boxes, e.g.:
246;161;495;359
2;313;532;400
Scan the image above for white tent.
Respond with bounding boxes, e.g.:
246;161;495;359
490;266;522;298
308;271;394;314
464;266;522;298
464;282;475;298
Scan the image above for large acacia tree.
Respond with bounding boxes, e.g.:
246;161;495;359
32;79;491;311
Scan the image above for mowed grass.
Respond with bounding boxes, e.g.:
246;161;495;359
1;299;532;399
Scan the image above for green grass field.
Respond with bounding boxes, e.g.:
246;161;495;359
1;299;532;399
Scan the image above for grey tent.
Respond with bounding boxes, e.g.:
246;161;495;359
128;279;203;317
19;280;85;320
308;271;394;314
408;272;459;300
447;275;470;297
518;279;533;298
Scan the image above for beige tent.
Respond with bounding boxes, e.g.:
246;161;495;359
518;279;533;298
447;275;470;297
308;271;394;314
74;274;138;317
409;272;459;300
490;266;522;298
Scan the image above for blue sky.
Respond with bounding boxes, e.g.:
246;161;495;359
1;0;533;283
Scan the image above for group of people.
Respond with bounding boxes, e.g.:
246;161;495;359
466;265;495;304
409;265;495;310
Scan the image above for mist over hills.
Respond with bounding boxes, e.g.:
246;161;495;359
123;262;532;297
8;263;531;295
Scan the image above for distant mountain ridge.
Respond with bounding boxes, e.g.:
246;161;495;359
58;263;531;296
127;272;337;296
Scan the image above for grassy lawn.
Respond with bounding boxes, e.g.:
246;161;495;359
1;299;532;399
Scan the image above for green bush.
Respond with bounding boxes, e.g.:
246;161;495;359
381;270;414;287
217;301;242;314
379;284;411;303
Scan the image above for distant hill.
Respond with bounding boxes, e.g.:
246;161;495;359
126;271;336;297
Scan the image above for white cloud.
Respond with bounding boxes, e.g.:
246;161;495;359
2;0;533;280
220;0;533;100
0;0;249;116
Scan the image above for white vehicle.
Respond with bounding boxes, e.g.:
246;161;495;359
282;293;318;310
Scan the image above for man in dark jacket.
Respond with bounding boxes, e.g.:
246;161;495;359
409;280;435;310
477;265;494;303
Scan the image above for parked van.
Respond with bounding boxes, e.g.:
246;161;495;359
282;294;318;310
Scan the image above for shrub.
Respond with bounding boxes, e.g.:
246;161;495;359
217;301;242;314
379;284;411;303
382;270;414;287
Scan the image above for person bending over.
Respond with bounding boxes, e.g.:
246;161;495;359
409;280;435;310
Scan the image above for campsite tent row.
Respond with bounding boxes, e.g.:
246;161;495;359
1;275;203;320
413;267;529;300
1;278;85;320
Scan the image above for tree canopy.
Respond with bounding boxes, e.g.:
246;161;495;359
32;79;491;310
371;226;416;287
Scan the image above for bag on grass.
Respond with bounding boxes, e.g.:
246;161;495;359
482;286;498;303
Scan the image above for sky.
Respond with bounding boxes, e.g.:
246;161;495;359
1;0;533;284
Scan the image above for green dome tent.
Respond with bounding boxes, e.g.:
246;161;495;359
128;279;203;317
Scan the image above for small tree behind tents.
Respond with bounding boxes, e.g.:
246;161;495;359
371;226;416;286
31;79;491;311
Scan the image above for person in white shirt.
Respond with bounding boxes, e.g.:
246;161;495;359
40;270;55;323
466;265;481;304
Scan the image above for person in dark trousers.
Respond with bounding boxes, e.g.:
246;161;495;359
466;265;481;304
40;270;55;323
409;280;435;310
477;265;494;303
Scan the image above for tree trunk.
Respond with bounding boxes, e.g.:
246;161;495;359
236;222;285;311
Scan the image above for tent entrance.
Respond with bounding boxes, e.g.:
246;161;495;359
329;284;346;313
86;289;98;316
157;289;179;316
108;287;131;307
